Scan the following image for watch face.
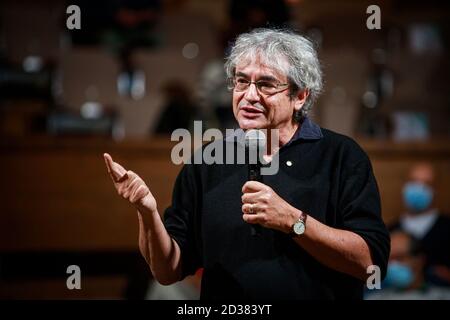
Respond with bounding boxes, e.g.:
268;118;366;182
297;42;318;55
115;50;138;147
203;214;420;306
293;221;305;235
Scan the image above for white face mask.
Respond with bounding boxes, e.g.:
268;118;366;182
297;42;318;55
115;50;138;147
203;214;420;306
400;209;438;239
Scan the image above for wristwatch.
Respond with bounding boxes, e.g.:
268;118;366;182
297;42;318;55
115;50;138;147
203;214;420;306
291;211;307;236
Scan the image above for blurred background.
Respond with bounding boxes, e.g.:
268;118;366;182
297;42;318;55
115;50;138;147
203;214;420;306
0;0;449;299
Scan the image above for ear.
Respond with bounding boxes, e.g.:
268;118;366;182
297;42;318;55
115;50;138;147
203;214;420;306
294;89;309;112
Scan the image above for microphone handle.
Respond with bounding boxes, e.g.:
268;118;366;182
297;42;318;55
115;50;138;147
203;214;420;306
249;163;261;181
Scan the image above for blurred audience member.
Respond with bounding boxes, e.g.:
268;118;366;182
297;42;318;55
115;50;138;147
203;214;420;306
390;163;450;287
145;270;202;300
228;0;291;37
366;231;450;299
197;57;235;132
154;81;198;134
71;0;161;49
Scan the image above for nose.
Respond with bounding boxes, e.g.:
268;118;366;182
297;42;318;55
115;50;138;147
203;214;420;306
243;82;260;102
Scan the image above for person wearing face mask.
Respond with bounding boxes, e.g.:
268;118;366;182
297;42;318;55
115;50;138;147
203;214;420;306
366;231;450;299
390;163;450;287
383;232;425;291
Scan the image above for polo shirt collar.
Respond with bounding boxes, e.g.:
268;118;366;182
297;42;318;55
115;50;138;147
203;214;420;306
291;116;323;141
225;117;323;146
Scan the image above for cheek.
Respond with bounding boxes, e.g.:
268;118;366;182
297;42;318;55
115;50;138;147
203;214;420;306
276;99;295;117
267;101;285;119
232;93;242;115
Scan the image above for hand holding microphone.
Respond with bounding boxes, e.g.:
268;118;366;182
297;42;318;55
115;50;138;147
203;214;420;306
242;129;300;235
244;129;266;236
242;180;302;235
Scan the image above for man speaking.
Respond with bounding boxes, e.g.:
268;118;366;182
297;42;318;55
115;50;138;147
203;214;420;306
104;28;390;300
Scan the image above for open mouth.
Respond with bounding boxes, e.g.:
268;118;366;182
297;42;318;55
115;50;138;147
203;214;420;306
240;106;264;114
240;107;264;119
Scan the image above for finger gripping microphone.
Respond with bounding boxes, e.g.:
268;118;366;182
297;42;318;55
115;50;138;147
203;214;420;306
244;129;266;236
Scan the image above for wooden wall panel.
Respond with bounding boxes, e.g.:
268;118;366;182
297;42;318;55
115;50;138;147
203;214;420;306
1;137;449;251
0;137;181;251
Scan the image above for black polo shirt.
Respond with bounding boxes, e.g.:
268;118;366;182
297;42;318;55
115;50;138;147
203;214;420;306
163;118;390;300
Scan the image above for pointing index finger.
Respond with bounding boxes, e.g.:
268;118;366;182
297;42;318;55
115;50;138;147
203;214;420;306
104;153;127;182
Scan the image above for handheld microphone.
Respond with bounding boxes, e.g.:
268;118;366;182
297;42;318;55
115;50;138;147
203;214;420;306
244;129;266;236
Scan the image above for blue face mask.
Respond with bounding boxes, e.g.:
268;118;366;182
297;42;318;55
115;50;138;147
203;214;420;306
402;182;433;212
383;261;414;289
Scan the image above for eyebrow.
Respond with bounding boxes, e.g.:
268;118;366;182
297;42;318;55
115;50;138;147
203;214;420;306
235;72;279;82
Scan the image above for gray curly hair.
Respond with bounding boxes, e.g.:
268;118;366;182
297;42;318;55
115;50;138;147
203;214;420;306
225;28;323;121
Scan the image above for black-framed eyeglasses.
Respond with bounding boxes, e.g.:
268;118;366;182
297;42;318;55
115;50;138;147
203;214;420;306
230;77;289;95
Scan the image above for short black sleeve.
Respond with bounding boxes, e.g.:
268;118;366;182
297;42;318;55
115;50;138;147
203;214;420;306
338;140;391;279
163;164;202;279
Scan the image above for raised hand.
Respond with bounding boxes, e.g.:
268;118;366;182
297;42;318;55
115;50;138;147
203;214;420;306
103;153;157;214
